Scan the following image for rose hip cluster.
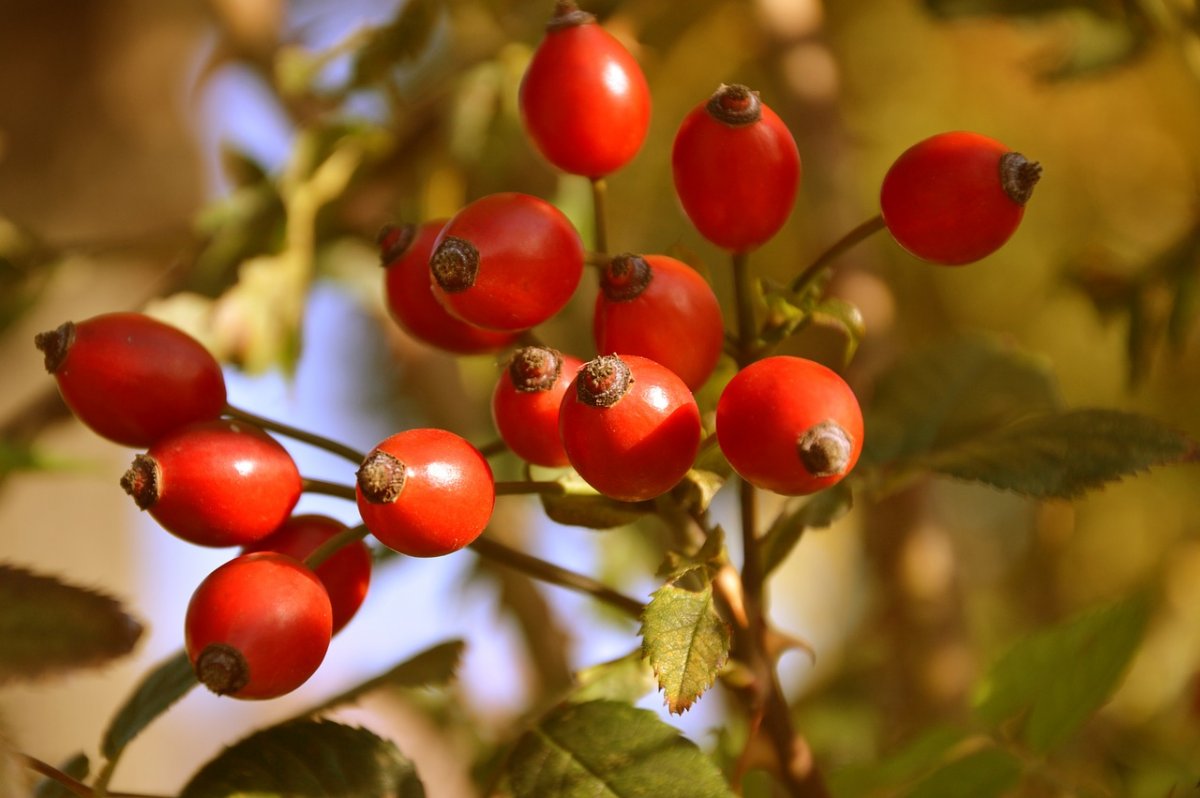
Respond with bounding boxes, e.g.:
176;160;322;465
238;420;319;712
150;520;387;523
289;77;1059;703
34;0;1040;703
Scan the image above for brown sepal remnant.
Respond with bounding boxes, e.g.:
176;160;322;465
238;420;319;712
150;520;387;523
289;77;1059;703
430;236;480;293
547;0;595;31
33;321;76;373
1000;151;1042;206
195;642;250;696
377;222;417;265
796;420;854;477
120;454;161;510
577;354;633;408
357;449;407;504
706;84;762;127
508;346;563;393
600;254;653;302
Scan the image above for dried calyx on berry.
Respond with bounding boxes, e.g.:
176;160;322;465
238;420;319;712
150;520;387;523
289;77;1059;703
507;346;563;392
599;254;653;301
796;420;855;477
357;449;407;504
547;0;595;29
576;354;634;408
377;222;417;264
999;152;1042;205
194;643;250;696
706;83;761;126
429;236;480;292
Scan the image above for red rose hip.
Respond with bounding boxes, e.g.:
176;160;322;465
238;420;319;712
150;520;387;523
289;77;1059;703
242;514;372;634
519;0;651;178
879;131;1041;265
672;84;801;253
380;221;518;354
120;419;302;547
34;312;226;447
716;356;863;496
592;253;725;390
491;346;583;468
356;429;495;557
185;551;333;700
429;193;584;332
559;354;702;502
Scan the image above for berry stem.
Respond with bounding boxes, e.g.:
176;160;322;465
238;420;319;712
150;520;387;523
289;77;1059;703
301;478;358;502
789;213;886;294
730;251;831;798
470;535;643;618
591;177;609;255
476;438;508;458
19;753;167;798
304;523;370;570
223;404;367;464
494;479;567;496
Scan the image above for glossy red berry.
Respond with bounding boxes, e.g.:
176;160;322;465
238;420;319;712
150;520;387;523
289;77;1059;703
519;0;651;178
672;84;801;253
242;515;371;634
185;551;332;700
716;356;863;496
120;419;302;547
429;193;584;332
559;354;702;502
356;429;495;557
34;312;226;447
879;131;1042;265
491;346;583;468
593;253;725;390
380;221;519;354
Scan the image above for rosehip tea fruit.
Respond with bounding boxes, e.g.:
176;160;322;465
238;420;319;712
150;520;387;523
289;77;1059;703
120;419;302;547
879;131;1041;265
491;346;583;468
185;552;333;700
429;193;584;332
559;354;702;502
519;0;651;178
242;514;371;634
356;429;495;557
716;356;863;496
593;253;724;390
380;221;518;354
672;84;801;253
34;312;226;447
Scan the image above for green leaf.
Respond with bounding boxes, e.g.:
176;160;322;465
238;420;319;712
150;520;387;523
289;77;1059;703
101;649;197;760
641;576;731;714
861;334;1061;473
0;440;84;480
905;747;1021;798
0;564;142;684
974;590;1152;753
570;650;657;706
34;753;89;798
759;482;853;577
301;639;464;717
828;726;966;797
924;0;1111;19
180;719;425;798
505;700;734;798
536;467;655;529
812;297;866;366
922;409;1197;499
352;0;441;87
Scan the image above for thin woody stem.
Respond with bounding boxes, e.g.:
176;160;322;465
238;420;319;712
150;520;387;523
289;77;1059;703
789;214;886;294
224;404;367;465
21;754;168;798
301;478;358;502
304;524;370;569
591;177;609;255
470;535;643;619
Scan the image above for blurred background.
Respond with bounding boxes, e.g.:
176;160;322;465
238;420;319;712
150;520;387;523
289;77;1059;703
2;0;1200;795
